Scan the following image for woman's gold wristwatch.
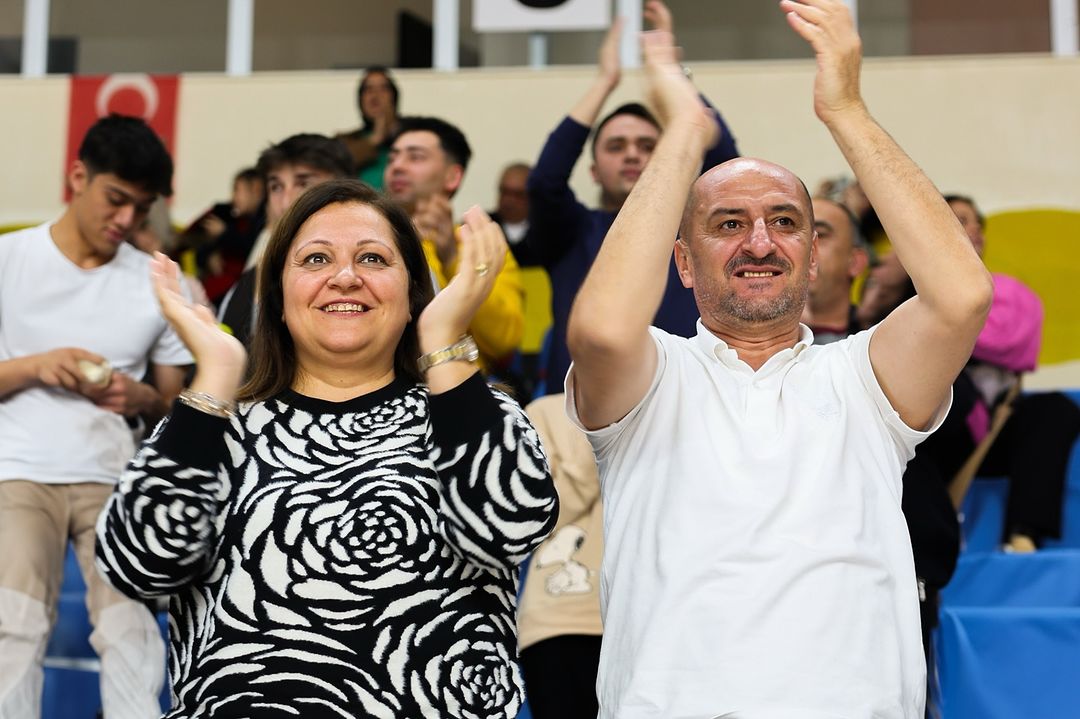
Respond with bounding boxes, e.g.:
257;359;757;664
417;335;479;373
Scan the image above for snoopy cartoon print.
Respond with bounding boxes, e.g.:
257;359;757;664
535;524;592;595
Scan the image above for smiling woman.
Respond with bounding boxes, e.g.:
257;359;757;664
94;179;559;718
244;182;431;402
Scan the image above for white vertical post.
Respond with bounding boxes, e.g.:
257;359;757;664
433;0;459;71
528;31;548;68
842;0;858;29
617;0;643;69
226;0;254;76
21;0;50;77
1051;0;1079;56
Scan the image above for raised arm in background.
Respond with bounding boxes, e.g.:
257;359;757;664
523;20;624;268
567;31;718;429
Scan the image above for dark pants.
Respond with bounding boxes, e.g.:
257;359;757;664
921;376;1080;543
979;392;1080;541
521;634;602;719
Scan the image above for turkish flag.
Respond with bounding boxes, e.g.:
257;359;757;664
64;74;179;200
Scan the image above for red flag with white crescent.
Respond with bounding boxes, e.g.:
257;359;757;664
64;74;179;200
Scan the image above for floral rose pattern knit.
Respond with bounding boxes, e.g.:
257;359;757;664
96;375;558;718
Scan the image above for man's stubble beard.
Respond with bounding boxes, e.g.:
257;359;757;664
697;273;810;327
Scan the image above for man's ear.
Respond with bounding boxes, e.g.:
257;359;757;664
443;164;464;195
68;160;90;197
590;162;599;185
848;246;870;280
807;231;820;283
674;238;694;289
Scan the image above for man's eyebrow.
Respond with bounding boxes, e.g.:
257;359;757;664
105;183;154;208
704;203;807;222
814;218;835;233
706;207;748;220
104;184;136;202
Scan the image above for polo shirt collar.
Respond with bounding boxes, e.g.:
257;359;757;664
692;320;815;372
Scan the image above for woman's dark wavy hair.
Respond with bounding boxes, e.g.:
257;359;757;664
238;179;434;402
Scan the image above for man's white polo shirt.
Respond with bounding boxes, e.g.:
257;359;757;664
566;322;946;719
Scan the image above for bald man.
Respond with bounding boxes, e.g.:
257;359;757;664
564;2;992;717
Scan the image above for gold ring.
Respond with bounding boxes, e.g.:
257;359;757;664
475;262;489;276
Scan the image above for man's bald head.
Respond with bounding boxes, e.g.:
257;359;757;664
679;158;813;243
673;157;818;335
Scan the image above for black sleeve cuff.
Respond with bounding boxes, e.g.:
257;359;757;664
155;399;231;471
428;372;506;448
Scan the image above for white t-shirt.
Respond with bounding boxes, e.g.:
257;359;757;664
0;223;192;485
566;322;947;719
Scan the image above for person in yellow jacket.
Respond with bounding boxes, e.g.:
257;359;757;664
385;116;523;368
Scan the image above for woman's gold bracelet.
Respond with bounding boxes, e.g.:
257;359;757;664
178;388;236;419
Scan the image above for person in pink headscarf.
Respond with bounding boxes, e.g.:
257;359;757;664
943;195;1079;551
858;195;1079;553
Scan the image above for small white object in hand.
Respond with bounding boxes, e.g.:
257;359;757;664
77;359;113;387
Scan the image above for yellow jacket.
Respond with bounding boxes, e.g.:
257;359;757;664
422;227;524;369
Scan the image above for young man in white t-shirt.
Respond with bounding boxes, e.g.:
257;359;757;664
0;115;192;719
565;2;994;717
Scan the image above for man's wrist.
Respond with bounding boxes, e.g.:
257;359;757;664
22;355;44;388
134;381;166;420
663;117;716;157
597;72;619;93
819;100;871;132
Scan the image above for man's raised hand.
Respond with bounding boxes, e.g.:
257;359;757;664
598;16;624;87
780;0;865;123
641;31;717;149
413;194;457;269
643;0;674;34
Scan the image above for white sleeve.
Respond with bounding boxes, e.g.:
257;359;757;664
563;326;671;461
844;325;952;461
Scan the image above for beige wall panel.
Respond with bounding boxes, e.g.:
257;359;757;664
1;55;1078;229
0;77;69;224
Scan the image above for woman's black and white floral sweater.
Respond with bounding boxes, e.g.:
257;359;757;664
96;374;558;718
